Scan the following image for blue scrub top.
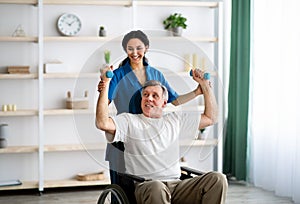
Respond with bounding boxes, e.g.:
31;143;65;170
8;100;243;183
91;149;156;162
108;61;178;114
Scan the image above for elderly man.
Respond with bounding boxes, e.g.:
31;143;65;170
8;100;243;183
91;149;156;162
96;69;227;204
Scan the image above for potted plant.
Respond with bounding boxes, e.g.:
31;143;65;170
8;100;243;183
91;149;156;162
163;13;187;36
104;50;110;64
99;26;106;37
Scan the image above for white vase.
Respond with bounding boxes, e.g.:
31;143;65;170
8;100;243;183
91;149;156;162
172;27;183;36
0;138;7;148
0;124;8;139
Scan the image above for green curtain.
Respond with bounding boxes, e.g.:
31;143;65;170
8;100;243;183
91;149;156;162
223;0;251;181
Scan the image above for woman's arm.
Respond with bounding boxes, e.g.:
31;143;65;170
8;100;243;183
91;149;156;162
171;85;203;106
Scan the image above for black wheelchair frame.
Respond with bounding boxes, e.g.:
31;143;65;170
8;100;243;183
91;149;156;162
97;166;205;204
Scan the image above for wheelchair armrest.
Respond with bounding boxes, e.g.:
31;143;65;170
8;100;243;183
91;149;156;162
119;173;150;183
180;166;205;176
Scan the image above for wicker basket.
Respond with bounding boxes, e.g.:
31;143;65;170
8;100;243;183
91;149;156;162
76;171;105;181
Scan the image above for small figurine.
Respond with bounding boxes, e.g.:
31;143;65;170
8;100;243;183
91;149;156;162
12;24;26;37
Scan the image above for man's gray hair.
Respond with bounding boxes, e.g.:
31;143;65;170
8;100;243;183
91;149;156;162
142;80;169;101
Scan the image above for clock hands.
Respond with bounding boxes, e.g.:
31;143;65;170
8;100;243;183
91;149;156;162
66;20;76;26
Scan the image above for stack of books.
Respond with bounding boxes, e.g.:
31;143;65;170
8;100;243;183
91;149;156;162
7;66;30;74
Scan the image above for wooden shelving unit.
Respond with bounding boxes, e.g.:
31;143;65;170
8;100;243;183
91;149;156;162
0;36;38;42
43;0;131;6
164;105;205;113
0;0;37;4
150;36;218;43
42;105;205;116
43;178;110;188
43;71;216;79
43;109;94;115
44;36;116;42
43;0;218;8
0;110;38;117
0;140;215;155
43;143;106;152
44;36;217;43
180;139;218;147
0;181;38;190
0;73;38;79
0;179;110;190
43;72;98;79
0;0;223;192
0;146;38;153
135;1;218;8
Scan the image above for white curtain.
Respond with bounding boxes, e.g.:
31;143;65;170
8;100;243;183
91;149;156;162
249;0;300;203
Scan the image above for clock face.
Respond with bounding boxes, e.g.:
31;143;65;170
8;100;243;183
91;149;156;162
57;13;81;36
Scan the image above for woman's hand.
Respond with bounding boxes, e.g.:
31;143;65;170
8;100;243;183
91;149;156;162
98;80;107;93
194;84;203;96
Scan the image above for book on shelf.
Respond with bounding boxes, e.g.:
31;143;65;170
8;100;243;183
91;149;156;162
0;179;22;187
7;66;30;74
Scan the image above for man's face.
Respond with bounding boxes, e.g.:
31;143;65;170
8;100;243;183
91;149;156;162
141;85;167;118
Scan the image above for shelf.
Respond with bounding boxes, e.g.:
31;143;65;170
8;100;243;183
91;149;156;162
164;105;204;113
42;141;216;152
1;0;218;8
44;36;217;43
135;1;218;8
180;139;218;147
43;106;204;116
44;36;117;42
44;143;106;152
43;71;216;79
0;73;38;79
192;37;218;43
43;0;131;6
0;143;105;154
0;141;215;155
0;110;38;117
162;70;217;77
0;36;38;42
0;181;38;191
150;36;218;43
0;0;37;5
0;179;110;190
43;72;98;79
44;109;94;115
0;145;38;154
43;178;110;188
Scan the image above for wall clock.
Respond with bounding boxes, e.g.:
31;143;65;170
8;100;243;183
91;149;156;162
57;13;82;36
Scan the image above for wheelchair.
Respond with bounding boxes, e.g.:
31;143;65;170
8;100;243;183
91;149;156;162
97;166;204;204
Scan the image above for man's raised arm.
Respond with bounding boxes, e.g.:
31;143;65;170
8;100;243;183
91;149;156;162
191;70;218;130
95;77;116;135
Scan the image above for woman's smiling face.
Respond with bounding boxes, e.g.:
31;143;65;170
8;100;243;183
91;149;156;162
126;38;148;66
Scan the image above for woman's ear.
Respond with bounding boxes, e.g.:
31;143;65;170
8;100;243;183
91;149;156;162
145;45;149;53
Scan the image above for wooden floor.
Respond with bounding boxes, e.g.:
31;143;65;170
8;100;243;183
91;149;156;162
0;182;294;204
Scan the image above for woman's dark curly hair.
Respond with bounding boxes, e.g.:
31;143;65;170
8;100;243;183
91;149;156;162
121;30;149;51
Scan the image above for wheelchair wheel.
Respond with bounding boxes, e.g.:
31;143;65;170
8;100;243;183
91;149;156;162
97;184;130;204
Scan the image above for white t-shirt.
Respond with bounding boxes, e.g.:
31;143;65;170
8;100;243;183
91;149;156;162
106;112;200;181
